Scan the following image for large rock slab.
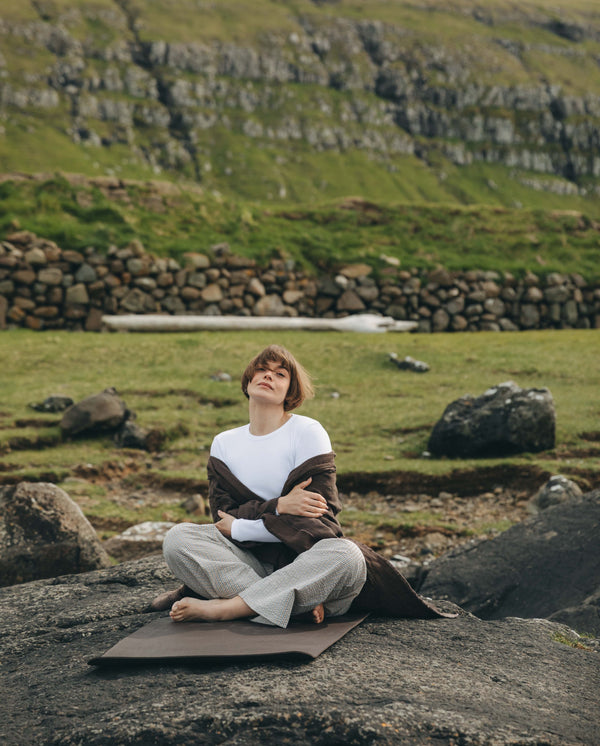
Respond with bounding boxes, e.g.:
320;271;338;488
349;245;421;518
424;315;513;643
0;556;597;745
0;482;111;587
428;381;555;457
419;490;600;635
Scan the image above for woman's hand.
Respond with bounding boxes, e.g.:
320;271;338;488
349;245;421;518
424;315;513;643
277;478;329;517
215;510;235;537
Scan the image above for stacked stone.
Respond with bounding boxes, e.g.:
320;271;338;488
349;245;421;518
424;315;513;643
399;267;598;333
1;231;599;332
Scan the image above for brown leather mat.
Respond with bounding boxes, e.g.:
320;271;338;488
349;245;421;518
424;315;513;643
88;613;368;665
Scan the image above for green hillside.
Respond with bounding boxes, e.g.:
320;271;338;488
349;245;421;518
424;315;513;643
1;174;599;279
1;0;599;212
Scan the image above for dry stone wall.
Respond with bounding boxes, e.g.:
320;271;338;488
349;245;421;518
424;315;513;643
1;230;599;332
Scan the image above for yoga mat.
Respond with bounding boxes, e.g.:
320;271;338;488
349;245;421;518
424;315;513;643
88;612;368;665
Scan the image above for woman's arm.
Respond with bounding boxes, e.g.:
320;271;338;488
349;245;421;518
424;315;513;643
207;459;280;521
215;510;282;543
277;477;328;517
207;453;343;552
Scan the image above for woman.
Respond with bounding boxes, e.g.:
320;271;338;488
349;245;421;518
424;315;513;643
156;344;453;627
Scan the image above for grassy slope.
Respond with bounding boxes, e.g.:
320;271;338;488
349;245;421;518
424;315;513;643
1;175;599;279
0;0;599;209
2;329;599;485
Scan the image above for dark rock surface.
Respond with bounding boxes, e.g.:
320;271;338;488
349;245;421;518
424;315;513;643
0;556;598;745
419;490;600;636
428;381;556;458
113;419;152;450
60;387;129;437
29;395;74;413
0;482;111;587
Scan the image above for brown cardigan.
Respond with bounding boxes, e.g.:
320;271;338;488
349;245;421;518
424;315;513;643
207;452;455;620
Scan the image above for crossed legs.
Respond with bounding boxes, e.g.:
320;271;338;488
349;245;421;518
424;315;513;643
162;523;366;628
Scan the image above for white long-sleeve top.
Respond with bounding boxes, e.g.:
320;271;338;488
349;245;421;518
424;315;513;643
209;414;332;543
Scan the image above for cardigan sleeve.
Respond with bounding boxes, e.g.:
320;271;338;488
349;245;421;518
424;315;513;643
207;458;280;521
251;453;344;552
207;452;344;553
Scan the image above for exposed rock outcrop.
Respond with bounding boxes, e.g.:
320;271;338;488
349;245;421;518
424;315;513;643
0;555;597;744
427;381;556;458
419;490;600;636
0;482;111;587
0;4;599;194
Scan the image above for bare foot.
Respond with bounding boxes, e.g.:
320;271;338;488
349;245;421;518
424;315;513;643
151;585;186;611
312;603;325;624
170;596;253;623
294;603;326;625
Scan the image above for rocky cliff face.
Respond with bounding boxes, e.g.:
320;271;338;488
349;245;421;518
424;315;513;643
1;2;599;198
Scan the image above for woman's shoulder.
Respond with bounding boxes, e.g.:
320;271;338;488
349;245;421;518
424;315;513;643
289;413;327;434
211;423;249;454
290;414;332;454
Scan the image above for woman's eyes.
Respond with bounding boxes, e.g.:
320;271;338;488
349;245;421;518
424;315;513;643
257;366;287;377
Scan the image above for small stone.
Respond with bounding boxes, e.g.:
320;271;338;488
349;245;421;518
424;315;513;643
181;494;207;514
336;289;365;312
24;248;47;266
201;284;224;303
340;263;372;279
529;475;583;512
65;283;90;305
37;268;63;285
183;253;210;269
247;278;266;297
389;353;430;373
29;396;74;413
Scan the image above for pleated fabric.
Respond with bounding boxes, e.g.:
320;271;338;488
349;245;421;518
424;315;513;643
163;523;366;628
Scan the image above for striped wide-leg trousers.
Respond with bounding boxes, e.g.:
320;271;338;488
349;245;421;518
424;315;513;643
162;523;367;628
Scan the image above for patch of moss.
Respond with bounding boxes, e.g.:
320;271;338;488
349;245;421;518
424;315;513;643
551;631;595;651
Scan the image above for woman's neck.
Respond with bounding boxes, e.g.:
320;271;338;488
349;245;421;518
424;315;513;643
248;401;292;436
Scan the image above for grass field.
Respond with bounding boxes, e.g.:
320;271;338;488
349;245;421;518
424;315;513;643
2;328;599;486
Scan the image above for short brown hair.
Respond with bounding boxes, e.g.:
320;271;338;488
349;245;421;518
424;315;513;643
241;345;314;411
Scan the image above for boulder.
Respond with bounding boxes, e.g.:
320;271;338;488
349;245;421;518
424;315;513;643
103;521;175;562
529;474;583;512
0;482;111;587
113;419;151;450
0;555;597;745
428;381;555;457
60;387;129;437
418;490;600;635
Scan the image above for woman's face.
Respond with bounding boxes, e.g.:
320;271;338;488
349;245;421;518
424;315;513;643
247;360;291;408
